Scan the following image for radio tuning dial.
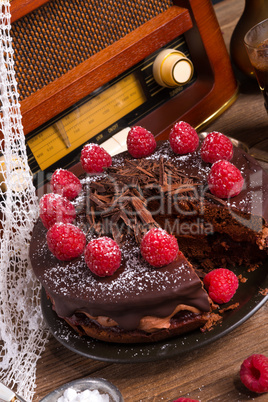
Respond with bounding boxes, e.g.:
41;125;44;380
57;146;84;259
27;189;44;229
153;48;194;88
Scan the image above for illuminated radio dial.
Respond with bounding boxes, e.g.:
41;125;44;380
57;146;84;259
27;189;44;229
153;48;194;87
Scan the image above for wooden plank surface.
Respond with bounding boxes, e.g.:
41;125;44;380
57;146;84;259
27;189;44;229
32;1;268;401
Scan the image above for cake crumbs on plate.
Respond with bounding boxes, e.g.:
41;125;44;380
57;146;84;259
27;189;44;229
238;274;248;283
200;312;222;332
259;288;268;296
247;263;260;272
218;302;240;314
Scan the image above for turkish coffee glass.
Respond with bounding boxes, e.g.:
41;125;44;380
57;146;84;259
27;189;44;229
244;18;268;114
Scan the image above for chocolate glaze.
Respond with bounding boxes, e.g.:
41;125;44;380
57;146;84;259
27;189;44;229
30;222;210;330
29;139;268;332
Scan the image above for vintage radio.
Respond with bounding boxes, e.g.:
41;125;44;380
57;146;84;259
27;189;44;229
10;0;238;187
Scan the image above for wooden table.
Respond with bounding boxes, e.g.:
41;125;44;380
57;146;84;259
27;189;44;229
34;1;268;401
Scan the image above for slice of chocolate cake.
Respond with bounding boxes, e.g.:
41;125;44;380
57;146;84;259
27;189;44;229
29;127;268;344
30;223;211;343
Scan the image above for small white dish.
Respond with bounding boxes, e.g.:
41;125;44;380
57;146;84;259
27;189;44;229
40;377;123;402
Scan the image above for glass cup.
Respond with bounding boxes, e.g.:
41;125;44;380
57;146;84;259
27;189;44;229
244;18;268;113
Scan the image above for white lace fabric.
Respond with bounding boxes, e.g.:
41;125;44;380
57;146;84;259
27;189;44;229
0;2;49;399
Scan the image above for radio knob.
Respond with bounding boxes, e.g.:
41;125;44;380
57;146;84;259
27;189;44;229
153;48;194;87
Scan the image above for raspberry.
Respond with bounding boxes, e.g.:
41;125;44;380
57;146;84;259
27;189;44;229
46;222;86;261
169;121;199;154
203;268;239;304
84;237;121;277
140;228;179;267
50;168;82;200
39;193;76;229
80;143;112;173
173;399;199;402
127;126;156;158
240;354;268;393
201;131;233;163
207;160;244;198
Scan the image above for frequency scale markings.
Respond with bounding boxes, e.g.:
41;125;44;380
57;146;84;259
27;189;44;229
27;73;146;171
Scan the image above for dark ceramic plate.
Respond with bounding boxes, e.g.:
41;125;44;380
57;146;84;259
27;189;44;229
41;262;268;363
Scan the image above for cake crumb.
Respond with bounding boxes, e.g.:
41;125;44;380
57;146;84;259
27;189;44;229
237;274;248;283
219;302;240;314
247;263;260;272
200;313;222;332
259;288;268;296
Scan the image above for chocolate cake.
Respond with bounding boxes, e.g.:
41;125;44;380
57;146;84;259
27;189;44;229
29;136;268;343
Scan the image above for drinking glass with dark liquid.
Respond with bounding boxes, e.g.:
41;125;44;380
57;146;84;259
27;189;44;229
244;18;268;113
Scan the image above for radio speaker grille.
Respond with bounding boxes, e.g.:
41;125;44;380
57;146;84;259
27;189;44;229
11;0;173;101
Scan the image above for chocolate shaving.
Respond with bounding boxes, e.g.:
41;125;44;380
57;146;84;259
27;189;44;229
159;157;167;186
119;209;133;228
90;192;108;208
131;197;157;225
135;165;154;177
90;182;107;193
84;157;202;242
205;192;227;206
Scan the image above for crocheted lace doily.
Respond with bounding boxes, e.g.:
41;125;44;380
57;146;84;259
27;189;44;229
0;2;49;400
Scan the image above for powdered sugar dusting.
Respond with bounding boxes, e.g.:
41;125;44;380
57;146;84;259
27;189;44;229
146;141;211;179
41;235;192;303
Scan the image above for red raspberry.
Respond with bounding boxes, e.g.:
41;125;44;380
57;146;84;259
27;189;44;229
169;121;199;155
240;354;268;393
39;193;76;229
50;169;82;200
207;160;244;198
84;237;121;277
80;143;112;173
201;131;233;163
46;222;86;261
127;126;156;158
203;268;239;304
140;228;179;267
173;399;200;402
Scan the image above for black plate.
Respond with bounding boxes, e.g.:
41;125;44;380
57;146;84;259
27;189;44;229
41;263;268;363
